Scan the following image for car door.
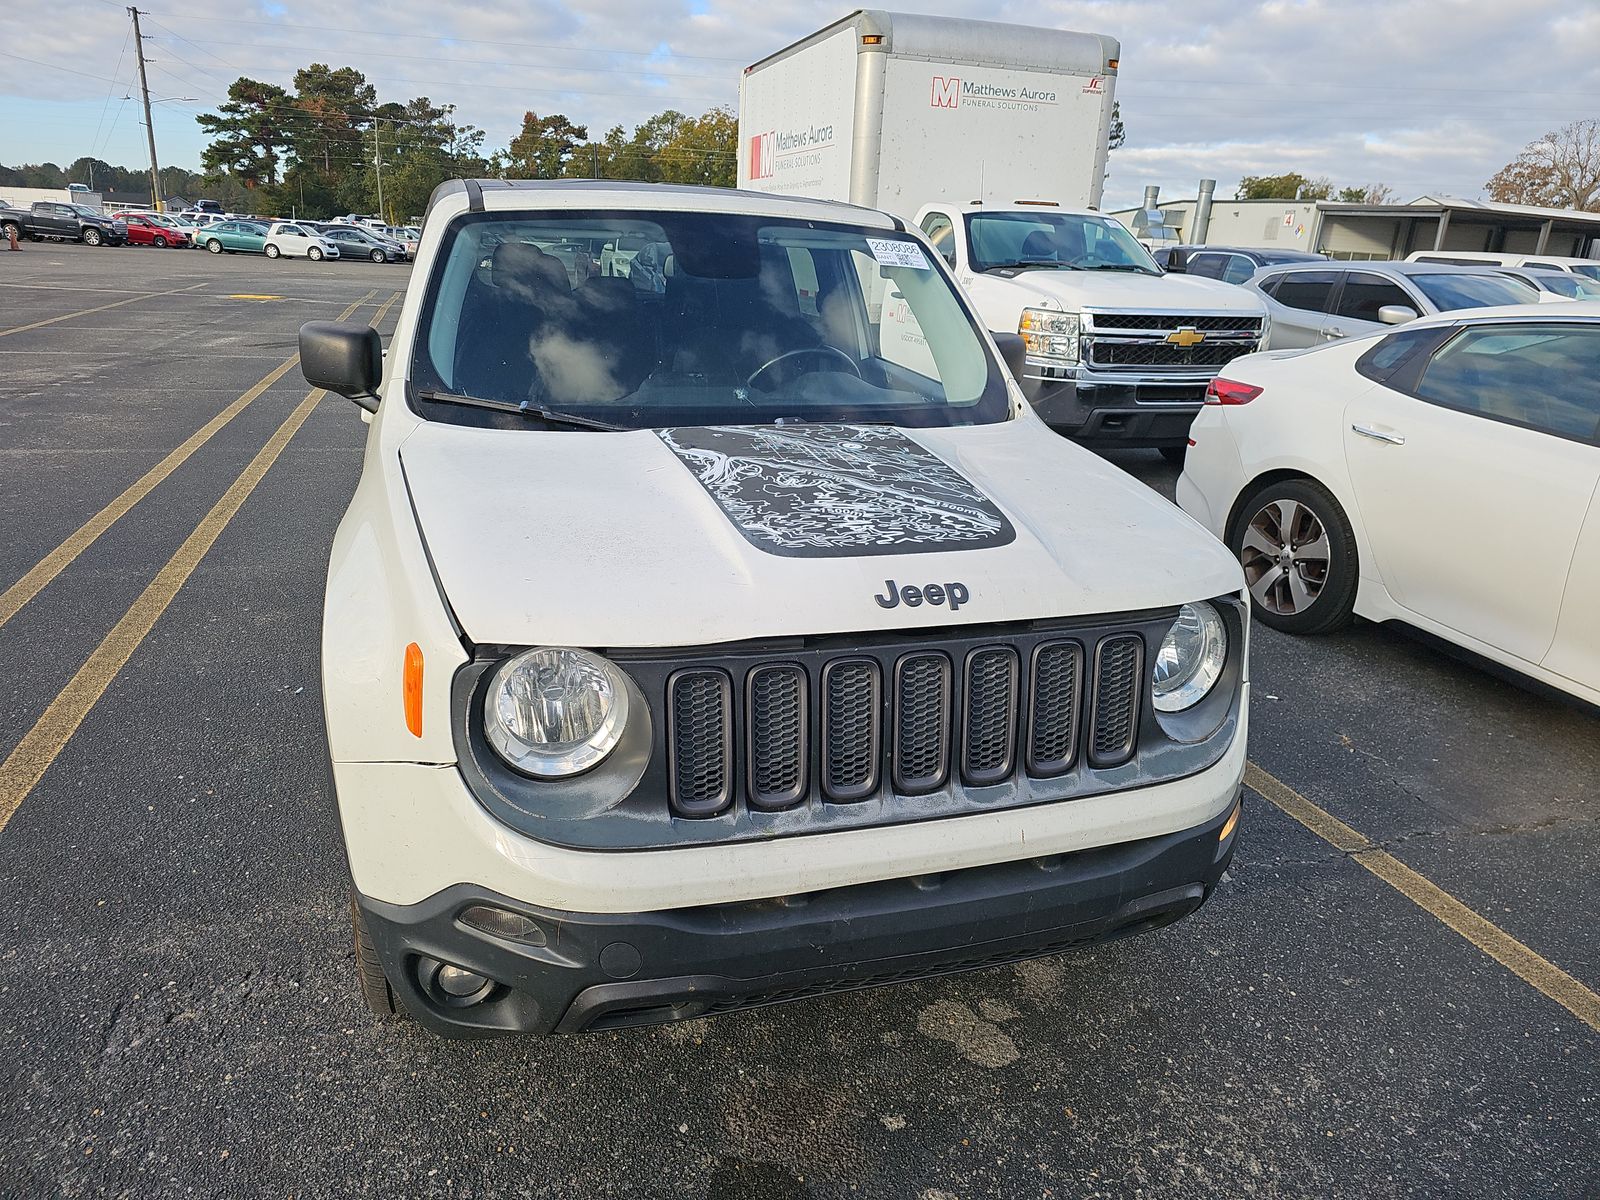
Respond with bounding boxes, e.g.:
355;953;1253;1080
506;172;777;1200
1258;269;1338;348
235;223;267;253
1544;479;1600;694
38;203;72;236
1323;271;1421;341
1344;320;1600;665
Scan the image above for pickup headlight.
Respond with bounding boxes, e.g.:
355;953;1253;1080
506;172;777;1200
1018;308;1080;363
1152;602;1227;713
484;647;630;778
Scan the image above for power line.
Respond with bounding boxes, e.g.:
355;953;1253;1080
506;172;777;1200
89;25;134;154
139;9;747;62
169;35;731;80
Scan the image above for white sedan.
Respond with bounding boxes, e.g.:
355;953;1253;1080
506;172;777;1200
1178;303;1600;705
264;221;341;261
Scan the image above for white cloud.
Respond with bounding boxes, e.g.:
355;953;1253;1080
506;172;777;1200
5;0;1598;209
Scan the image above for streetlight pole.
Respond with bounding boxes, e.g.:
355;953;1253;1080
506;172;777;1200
128;7;164;212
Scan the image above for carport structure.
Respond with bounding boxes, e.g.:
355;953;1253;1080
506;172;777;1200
1315;194;1600;260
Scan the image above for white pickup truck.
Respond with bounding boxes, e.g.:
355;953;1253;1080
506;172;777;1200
913;203;1269;460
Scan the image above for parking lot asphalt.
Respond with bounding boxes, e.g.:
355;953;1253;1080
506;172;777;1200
1;247;1595;1199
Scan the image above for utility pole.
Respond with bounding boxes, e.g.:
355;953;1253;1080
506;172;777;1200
128;7;164;212
372;121;385;223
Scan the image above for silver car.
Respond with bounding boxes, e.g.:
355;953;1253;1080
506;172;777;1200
1249;261;1540;349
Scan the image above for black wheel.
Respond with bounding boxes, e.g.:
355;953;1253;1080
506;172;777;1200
153;235;168;248
264;243;281;259
1228;477;1358;635
206;238;223;254
350;891;404;1019
370;248;384;263
1159;445;1186;466
2;221;20;242
82;227;103;246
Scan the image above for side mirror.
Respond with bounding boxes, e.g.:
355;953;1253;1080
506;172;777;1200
991;331;1028;386
300;321;382;411
1165;248;1189;274
1377;304;1419;326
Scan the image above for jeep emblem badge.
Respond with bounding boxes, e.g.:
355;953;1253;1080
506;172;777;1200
874;579;969;611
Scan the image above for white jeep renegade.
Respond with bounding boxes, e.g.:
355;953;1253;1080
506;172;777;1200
300;179;1249;1037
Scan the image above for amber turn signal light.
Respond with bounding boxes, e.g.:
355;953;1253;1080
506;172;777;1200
403;643;424;737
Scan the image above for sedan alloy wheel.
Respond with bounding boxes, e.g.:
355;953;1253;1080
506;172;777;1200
1229;477;1358;635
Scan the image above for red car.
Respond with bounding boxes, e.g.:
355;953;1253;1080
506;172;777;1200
112;213;190;248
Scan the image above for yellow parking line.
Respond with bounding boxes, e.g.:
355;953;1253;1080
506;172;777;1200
0;282;209;338
1245;761;1600;1033
0;289;379;630
0;290;400;837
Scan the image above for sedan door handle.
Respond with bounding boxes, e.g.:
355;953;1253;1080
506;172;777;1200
1324;327;1347;339
1351;423;1405;445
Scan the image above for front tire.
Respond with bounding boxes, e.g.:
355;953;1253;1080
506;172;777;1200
350;892;404;1019
206;238;222;254
264;243;281;259
308;247;324;261
370;249;384;263
1229;477;1358;635
82;227;103;246
153;235;168;248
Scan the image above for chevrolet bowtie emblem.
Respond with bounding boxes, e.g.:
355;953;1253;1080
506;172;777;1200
1166;327;1206;348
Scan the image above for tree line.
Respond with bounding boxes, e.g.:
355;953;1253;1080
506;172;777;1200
186;62;738;221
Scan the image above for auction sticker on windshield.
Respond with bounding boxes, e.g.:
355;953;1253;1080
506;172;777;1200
867;238;930;269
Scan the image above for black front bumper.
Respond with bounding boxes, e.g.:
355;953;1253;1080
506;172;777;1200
356;797;1241;1037
1028;378;1206;448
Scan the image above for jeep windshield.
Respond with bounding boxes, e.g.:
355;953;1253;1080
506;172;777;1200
409;210;1011;430
966;211;1160;276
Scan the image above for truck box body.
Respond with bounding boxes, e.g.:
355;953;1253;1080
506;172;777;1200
738;10;1119;216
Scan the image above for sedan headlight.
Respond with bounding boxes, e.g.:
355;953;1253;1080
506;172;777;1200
1152;602;1228;713
1018;308;1080;363
484;648;630;778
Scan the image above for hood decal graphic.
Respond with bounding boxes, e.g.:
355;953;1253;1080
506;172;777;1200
657;425;1016;558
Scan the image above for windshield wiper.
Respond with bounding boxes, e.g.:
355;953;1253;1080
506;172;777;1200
980;260;1083;272
416;389;624;431
1084;263;1158;274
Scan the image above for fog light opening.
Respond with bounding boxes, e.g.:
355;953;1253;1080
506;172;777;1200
417;956;497;1008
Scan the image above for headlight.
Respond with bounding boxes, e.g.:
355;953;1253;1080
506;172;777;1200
1152;602;1228;713
484;647;630;778
1019;307;1080;363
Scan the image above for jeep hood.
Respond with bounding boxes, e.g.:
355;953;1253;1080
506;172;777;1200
398;419;1242;647
1010;269;1266;314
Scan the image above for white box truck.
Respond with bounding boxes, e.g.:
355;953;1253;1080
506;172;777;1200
738;9;1118;212
739;11;1270;458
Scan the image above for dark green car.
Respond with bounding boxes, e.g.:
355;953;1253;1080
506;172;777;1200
200;220;268;255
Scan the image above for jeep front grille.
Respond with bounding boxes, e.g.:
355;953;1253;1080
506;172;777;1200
667;669;733;815
661;628;1152;818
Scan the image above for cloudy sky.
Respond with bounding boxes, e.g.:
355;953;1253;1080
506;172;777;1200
6;0;1598;210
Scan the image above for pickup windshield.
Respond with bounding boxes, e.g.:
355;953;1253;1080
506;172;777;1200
966;211;1160;276
410;211;1010;429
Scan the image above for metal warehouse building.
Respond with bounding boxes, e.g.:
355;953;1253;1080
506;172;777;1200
1111;193;1600;261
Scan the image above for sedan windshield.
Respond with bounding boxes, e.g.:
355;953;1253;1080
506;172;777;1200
410;211;1010;430
1411;272;1539;311
965;211;1160;275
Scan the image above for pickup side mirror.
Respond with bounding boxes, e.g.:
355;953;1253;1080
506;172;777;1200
1165;248;1189;274
300;321;382;411
1377;304;1419;326
991;331;1028;386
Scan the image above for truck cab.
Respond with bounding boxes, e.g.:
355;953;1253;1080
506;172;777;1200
915;203;1269;456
